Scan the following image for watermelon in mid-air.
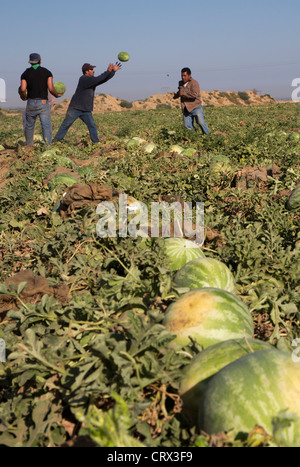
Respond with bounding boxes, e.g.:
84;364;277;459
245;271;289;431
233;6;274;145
54;82;66;95
118;52;130;62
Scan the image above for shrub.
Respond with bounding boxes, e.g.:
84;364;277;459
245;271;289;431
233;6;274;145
238;92;250;103
156;104;172;109
120;100;133;109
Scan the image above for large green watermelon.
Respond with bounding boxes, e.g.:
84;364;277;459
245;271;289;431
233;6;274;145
118;52;130;62
198;349;300;447
163;287;253;349
209;154;232;175
174;257;236;293
181;147;197;156
164;237;205;271
40;150;75;169
286;185;300;211
126;137;147;150
54;81;66;95
48;173;79;190
180;338;274;426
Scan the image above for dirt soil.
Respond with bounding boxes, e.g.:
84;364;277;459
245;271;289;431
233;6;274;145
0;148;21;190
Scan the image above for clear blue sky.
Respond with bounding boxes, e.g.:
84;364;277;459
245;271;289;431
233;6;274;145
0;0;299;108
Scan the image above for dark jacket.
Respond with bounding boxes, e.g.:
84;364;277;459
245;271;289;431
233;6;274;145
69;70;115;111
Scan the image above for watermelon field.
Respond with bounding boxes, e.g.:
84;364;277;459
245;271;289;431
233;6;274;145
0;102;299;447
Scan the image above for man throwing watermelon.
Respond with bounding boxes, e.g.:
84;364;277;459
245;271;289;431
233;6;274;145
53;62;121;144
173;67;209;135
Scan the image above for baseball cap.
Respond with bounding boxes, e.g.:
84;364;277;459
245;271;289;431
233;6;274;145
29;53;41;64
82;63;96;73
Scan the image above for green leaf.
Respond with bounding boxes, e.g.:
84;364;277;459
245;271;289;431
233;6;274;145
17;281;28;295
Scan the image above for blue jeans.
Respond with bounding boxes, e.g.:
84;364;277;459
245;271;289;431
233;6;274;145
183;105;210;134
53;107;99;143
25;99;52;145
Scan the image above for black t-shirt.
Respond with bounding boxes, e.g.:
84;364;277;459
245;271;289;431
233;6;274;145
21;66;53;100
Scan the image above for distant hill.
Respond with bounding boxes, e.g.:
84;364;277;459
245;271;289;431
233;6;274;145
52;90;278;115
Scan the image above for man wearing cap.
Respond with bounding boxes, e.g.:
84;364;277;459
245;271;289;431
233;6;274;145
53;62;121;144
20;53;63;145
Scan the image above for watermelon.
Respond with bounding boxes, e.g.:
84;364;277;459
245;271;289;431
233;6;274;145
198;349;300;447
132;136;147;144
181;147;197;156
174;257;236;293
126;139;139;150
48;173;79;190
126;137;147;150
288;132;300;142
33;135;44;142
180;338;274;426
163;287;253;349
209;154;232;174
40;150;75;169
118;52;130;62
18;86;27;98
266;131;287;140
164;237;205;271
170;145;184;154
54;81;66;95
142;142;157;153
286;185;300;211
40;149;60;158
77;166;94;178
52;156;75;169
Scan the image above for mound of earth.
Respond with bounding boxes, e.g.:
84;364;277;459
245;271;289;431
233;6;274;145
52;90;277;115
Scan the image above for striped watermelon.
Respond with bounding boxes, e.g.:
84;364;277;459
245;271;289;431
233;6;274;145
118;52;130;62
164;238;205;271
40;150;75;169
180;338;274;426
48;173;79;190
286;185;300;211
163;288;253;349
209;154;232;175
174;257;236;293
198;349;300;447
